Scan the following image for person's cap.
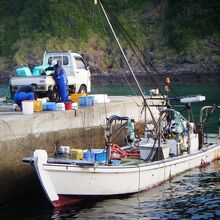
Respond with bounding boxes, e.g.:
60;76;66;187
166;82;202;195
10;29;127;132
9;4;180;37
51;60;57;66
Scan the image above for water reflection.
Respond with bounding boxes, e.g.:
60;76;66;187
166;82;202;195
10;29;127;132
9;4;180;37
1;161;220;219
47;161;220;220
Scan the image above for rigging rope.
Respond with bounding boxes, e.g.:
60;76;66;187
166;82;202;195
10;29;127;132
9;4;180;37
96;4;142;107
97;6;140;98
102;2;179;98
98;1;158;126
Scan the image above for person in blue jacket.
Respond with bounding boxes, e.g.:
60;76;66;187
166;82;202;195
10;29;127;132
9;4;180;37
13;83;37;110
43;60;69;102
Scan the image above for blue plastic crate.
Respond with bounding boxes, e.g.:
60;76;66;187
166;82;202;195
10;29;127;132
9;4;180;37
79;96;95;106
83;149;107;164
43;102;57;111
79;96;87;106
83;150;94;161
94;150;107;163
88;96;95;106
90;96;95;106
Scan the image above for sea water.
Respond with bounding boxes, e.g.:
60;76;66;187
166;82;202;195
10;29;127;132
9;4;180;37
0;161;220;219
92;84;220;133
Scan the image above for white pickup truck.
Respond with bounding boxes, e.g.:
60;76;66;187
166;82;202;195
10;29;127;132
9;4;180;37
10;51;91;102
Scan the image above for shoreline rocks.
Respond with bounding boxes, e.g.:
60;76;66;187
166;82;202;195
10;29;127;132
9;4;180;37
91;72;220;86
1;62;219;85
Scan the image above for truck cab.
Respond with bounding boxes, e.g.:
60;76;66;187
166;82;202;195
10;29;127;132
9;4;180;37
10;51;91;102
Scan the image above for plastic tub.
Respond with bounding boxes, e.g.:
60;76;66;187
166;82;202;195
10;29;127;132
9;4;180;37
85;96;91;106
32;66;43;76
79;96;87;106
56;102;65;111
140;142;170;160
34;101;42;112
72;102;78;109
47;102;56;111
16;67;32;76
79;96;94;106
22;100;34;115
43;102;56;111
37;98;48;104
71;93;86;103
90;96;95;106
69;149;84;160
65;102;72;110
42;102;47;111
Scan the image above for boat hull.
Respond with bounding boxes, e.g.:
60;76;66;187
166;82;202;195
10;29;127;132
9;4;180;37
33;143;220;207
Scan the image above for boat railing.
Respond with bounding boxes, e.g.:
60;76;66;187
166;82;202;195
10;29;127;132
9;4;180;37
198;105;220;148
199;105;220;124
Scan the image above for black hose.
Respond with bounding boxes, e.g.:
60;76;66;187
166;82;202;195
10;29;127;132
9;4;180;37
143;138;157;162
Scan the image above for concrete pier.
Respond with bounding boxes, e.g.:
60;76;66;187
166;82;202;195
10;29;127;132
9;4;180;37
0;96;162;203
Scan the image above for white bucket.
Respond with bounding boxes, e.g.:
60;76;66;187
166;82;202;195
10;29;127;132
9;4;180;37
22;100;34;115
72;102;78;109
56;102;65;111
59;146;70;154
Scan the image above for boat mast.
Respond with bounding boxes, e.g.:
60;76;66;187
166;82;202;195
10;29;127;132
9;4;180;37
96;0;156;125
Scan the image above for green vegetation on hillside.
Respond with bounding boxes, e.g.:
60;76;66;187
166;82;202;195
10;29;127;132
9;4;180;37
164;0;220;53
0;0;220;74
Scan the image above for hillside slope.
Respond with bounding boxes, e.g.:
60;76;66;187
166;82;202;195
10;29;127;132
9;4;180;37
0;0;220;82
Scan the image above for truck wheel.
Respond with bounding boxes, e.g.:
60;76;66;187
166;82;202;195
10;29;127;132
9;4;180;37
78;85;87;94
69;85;76;94
47;86;59;102
10;86;15;100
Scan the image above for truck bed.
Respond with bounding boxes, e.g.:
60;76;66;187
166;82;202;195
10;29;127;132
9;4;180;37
10;76;55;92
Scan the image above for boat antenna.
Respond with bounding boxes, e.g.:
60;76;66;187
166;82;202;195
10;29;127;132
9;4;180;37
96;0;156;125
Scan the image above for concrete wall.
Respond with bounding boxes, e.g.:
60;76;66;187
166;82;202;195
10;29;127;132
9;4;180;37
0;96;162;203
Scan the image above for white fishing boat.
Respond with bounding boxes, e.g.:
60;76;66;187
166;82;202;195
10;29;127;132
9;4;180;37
22;0;220;207
23;107;220;207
